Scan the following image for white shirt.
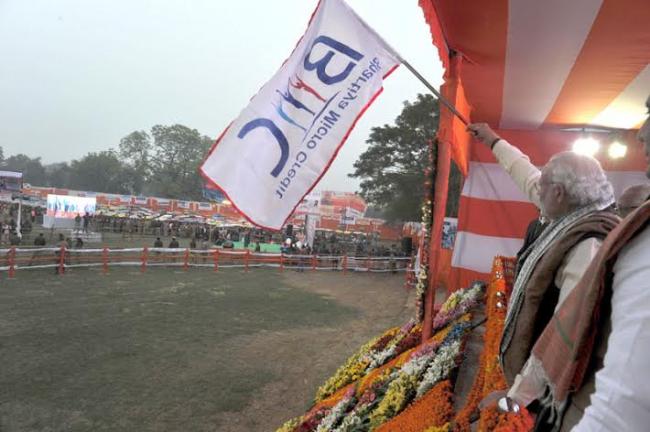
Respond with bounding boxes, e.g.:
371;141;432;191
492;139;602;405
573;226;650;431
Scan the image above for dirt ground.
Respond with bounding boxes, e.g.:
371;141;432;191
0;267;413;432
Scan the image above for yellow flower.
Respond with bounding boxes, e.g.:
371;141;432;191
368;374;419;429
315;326;401;401
424;422;450;432
275;416;300;432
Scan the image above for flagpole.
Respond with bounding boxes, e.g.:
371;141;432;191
346;0;469;126
399;58;470;126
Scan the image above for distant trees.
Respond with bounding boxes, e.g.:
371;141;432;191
118;130;151;195
0;154;48;186
147;125;213;200
349;94;462;222
68;151;134;194
0;124;215;201
44;162;71;189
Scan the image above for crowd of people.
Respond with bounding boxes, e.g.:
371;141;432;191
468;94;650;431
0;202;38;245
1;204;407;258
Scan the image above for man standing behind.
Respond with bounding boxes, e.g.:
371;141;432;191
467;123;619;405
524;96;650;431
33;233;46;246
617;183;650;217
82;212;90;233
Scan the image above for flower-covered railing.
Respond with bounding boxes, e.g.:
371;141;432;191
276;256;536;432
276;282;484;432
452;256;533;431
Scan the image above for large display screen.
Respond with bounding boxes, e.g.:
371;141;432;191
0;170;23;192
46;194;97;219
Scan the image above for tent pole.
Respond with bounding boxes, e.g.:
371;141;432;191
422;138;451;342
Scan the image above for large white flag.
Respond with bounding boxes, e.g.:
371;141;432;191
200;0;401;230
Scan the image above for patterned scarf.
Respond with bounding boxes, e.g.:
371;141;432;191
529;201;650;430
500;198;614;365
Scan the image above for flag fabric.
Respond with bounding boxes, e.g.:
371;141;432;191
200;0;401;230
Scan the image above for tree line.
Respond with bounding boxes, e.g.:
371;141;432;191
0;124;213;201
349;94;462;221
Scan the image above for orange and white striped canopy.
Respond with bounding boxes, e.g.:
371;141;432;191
419;0;650;289
421;0;650;131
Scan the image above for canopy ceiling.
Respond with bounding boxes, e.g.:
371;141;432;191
420;0;650;131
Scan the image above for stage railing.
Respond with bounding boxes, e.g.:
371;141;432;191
0;246;413;277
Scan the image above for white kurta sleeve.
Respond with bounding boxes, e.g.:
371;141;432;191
492;139;542;208
572;227;650;431
554;237;602;310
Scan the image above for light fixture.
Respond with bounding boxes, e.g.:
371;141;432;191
572;137;600;157
607;141;628;159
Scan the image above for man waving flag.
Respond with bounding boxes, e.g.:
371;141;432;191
200;0;401;230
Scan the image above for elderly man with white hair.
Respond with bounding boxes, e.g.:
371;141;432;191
467;123;620;410
527;95;650;431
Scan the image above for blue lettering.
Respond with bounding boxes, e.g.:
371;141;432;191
304;35;364;85
323;110;341;125
238;118;289;178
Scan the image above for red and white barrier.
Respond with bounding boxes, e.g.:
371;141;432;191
0;247;412;277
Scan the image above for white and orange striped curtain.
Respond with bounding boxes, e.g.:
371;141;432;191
419;0;650;291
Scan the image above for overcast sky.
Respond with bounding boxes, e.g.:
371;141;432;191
0;0;443;192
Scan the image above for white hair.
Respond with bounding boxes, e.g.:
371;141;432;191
546;151;614;207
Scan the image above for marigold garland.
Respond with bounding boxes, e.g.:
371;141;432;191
425;424;451;432
311;383;357;414
492;406;534;432
374;380;454;432
450;256;528;432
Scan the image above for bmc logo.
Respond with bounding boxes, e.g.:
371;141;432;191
237;36;364;177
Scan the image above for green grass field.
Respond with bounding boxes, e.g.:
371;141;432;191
0;267;411;431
